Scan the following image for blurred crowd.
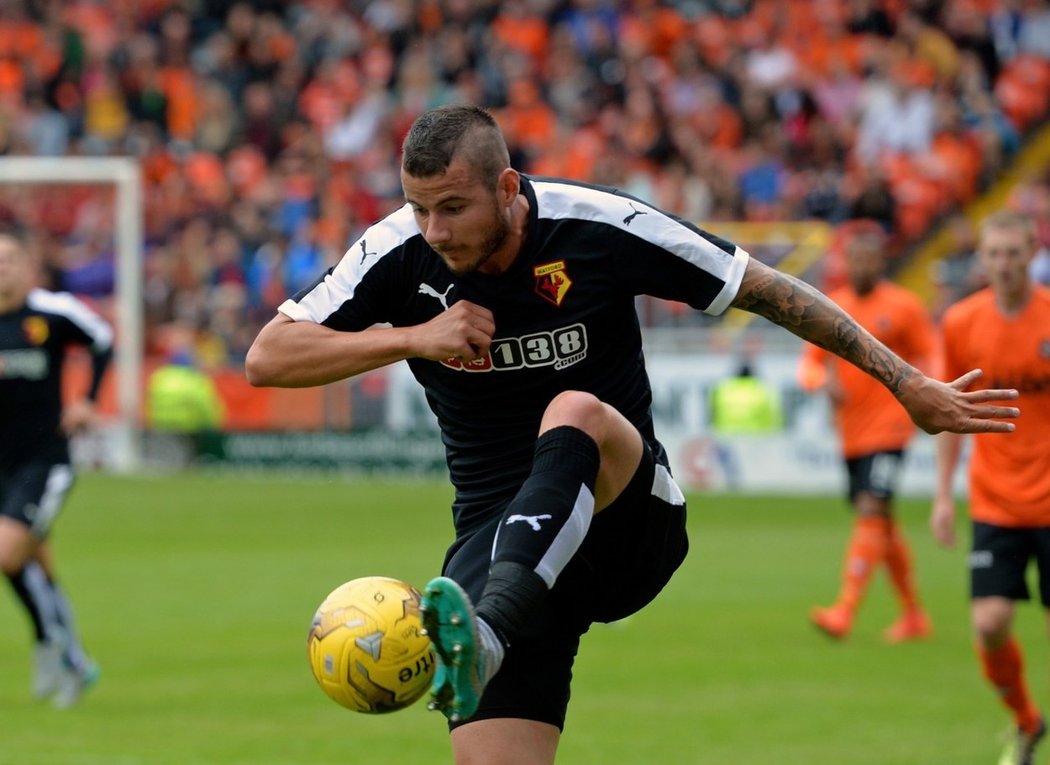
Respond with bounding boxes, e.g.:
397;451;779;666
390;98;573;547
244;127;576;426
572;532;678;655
929;168;1050;318
1;0;1050;365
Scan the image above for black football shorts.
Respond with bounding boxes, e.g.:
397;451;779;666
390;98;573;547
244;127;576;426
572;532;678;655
845;449;905;502
441;439;688;730
0;461;75;540
970;520;1050;607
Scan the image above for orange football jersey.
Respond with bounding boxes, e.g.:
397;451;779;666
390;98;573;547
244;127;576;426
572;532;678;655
940;286;1050;526
799;281;935;458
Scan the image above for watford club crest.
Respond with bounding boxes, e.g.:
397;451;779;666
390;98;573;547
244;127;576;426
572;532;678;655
22;316;49;345
533;260;572;307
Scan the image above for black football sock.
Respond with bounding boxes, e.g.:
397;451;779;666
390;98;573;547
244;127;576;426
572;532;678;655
6;562;88;669
475;561;548;649
5;566;47;642
477;425;600;645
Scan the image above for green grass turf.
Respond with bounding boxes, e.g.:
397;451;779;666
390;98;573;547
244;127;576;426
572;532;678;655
1;472;1046;764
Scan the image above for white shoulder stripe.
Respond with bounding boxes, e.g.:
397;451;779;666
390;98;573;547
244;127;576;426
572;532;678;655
280;204;420;323
26;289;113;350
530;180;749;315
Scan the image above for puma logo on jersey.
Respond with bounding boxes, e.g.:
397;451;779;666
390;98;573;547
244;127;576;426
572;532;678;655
505;513;553;531
623;203;648;226
359;239;377;265
418;282;453;310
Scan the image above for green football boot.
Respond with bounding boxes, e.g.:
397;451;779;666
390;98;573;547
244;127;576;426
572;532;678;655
419;576;487;723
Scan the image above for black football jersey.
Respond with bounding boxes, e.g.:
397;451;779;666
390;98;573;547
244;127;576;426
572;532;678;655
282;176;748;533
0;289;113;468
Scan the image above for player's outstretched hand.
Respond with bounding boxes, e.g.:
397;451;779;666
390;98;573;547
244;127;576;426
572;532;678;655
897;369;1019;435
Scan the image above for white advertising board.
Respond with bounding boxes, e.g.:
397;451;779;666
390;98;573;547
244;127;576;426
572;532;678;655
382;350;969;496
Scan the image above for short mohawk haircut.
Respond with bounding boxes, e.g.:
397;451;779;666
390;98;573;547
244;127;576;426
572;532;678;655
402;105;510;189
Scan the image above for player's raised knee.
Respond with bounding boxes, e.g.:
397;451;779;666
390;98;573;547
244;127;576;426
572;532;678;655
540;391;606;433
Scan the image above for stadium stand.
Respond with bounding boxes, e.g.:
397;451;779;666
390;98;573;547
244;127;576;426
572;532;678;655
1;0;1049;426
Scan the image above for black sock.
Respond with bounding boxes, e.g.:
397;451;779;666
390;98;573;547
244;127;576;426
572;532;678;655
479;425;600;645
6;566;46;642
476;561;549;647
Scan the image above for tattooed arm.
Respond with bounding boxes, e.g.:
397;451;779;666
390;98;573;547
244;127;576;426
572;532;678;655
731;259;1019;434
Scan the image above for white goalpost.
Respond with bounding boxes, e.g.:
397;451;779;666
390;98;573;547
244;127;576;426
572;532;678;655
0;156;142;472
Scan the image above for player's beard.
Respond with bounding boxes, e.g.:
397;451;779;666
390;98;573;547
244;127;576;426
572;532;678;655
439;199;511;275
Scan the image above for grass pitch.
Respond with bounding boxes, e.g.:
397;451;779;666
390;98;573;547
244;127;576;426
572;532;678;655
1;471;1045;764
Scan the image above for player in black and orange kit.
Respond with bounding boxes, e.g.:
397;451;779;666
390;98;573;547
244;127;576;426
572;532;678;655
0;232;112;708
932;210;1050;765
800;231;935;642
247;105;1019;765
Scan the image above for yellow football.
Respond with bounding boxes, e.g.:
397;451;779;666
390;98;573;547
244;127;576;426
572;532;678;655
307;576;435;713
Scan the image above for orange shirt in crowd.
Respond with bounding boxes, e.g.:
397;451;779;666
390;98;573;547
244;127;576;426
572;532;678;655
799;281;935;458
940;286;1050;527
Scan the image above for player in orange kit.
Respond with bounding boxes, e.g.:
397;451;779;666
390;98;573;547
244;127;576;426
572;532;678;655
932;210;1050;765
800;230;935;642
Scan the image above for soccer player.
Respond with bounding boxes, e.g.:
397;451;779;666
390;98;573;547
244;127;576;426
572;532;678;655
247;105;1018;765
931;210;1050;765
0;232;111;708
800;231;935;642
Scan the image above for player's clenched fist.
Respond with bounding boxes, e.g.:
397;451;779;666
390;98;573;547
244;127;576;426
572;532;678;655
412;300;495;362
